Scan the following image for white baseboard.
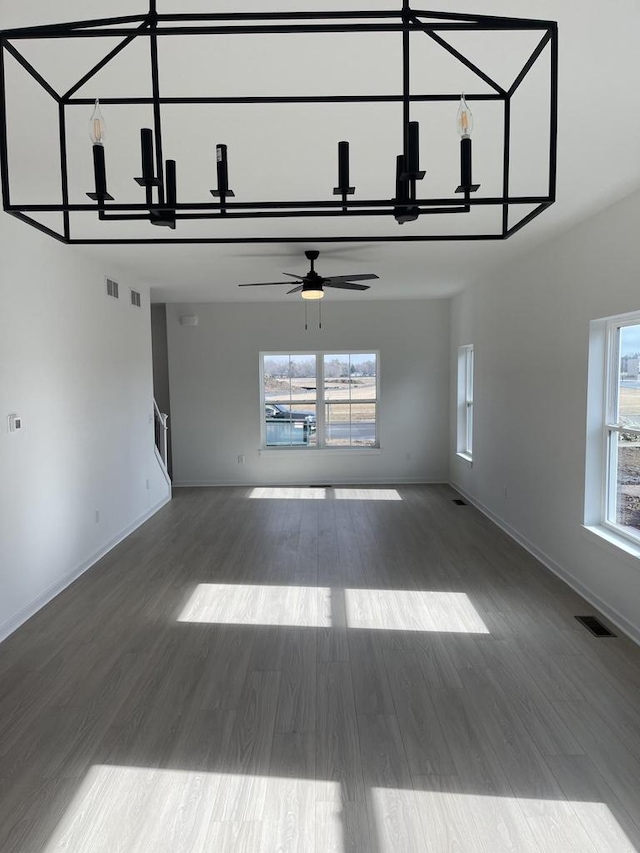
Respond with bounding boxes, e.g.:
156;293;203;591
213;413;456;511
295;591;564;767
450;481;640;648
173;478;446;488
0;494;172;645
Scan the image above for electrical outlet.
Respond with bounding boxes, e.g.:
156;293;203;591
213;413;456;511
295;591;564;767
94;510;100;523
238;454;245;464
146;478;151;490
502;486;508;501
405;452;412;461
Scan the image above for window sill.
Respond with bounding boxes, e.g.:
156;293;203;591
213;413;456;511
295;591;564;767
582;523;640;563
259;447;382;458
456;452;473;466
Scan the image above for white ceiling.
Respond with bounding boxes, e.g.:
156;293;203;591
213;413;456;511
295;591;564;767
2;0;640;302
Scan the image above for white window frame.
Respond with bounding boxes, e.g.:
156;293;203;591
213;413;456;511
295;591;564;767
457;345;474;461
585;311;640;553
260;351;380;450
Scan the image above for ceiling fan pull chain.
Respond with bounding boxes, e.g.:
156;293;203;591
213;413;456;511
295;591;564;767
318;301;322;330
304;301;308;331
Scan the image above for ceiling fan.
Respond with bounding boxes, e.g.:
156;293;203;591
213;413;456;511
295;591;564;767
238;250;378;300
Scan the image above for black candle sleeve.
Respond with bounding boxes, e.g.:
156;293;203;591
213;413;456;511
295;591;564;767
338;141;349;189
407;122;420;175
455;135;479;194
166;159;177;208
216;144;229;194
461;136;472;188
333;140;355;196
396;154;409;203
210;144;235;199
141;128;154;181
92;144;107;197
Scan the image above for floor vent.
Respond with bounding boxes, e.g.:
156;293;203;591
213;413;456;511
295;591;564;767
575;615;616;637
452;498;467;506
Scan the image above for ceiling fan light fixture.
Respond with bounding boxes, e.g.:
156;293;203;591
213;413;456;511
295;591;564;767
301;286;324;300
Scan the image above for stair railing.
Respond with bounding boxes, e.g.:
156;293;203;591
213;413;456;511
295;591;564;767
154;399;169;471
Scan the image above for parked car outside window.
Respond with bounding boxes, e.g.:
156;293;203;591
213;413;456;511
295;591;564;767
265;403;316;432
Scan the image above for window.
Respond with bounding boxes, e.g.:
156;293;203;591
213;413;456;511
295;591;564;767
602;318;640;541
586;312;640;549
261;352;378;449
457;345;474;460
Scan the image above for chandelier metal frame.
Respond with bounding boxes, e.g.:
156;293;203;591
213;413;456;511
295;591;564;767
0;1;558;245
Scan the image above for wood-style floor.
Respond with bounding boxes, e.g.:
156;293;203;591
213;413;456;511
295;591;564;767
2;484;640;852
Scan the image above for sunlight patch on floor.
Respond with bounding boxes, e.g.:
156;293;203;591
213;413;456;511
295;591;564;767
249;487;402;500
250;487;327;499
371;789;639;853
177;583;332;627
178;584;489;634
333;488;402;501
43;766;638;853
345;589;490;633
43;765;339;853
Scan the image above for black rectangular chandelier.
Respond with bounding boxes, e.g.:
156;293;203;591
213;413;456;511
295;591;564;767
0;2;558;245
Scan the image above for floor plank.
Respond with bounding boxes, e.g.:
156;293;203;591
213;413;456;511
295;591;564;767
357;713;427;852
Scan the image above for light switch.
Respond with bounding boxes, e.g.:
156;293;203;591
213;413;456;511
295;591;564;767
8;414;22;432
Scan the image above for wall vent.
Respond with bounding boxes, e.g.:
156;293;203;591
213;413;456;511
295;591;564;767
106;277;119;299
575;615;616;637
130;289;141;308
452;498;467;506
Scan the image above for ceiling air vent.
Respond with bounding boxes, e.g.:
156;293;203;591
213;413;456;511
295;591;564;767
130;289;141;308
106;277;119;299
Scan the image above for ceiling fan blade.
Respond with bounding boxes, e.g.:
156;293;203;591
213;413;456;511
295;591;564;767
324;274;379;283
324;282;371;291
287;285;304;294
282;272;308;278
238;281;300;287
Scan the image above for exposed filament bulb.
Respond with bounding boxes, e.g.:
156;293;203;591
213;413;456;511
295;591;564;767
456;94;474;139
89;99;106;145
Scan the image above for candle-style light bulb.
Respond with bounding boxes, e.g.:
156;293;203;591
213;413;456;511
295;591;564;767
454;94;480;195
456;95;473;139
89;99;106;145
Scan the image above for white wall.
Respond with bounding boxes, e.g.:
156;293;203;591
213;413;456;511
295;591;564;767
166;299;450;486
0;214;171;641
450;189;640;643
